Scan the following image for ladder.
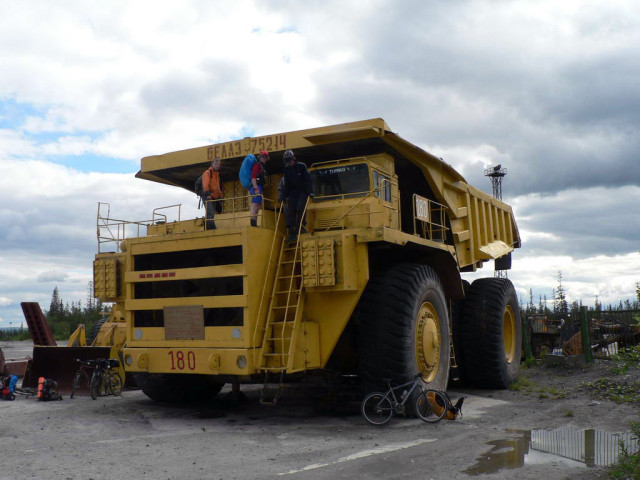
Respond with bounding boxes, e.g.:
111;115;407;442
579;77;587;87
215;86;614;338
259;240;306;374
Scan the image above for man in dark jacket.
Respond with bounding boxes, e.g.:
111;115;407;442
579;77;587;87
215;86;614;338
281;149;312;242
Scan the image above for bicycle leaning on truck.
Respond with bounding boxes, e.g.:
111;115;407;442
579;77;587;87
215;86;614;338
70;358;122;400
361;373;448;426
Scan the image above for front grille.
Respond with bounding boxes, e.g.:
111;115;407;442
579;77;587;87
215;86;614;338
134;277;243;299
134;246;242;271
134;308;243;328
317;218;340;229
131;245;245;329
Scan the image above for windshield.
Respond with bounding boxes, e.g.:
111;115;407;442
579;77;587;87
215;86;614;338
311;163;370;200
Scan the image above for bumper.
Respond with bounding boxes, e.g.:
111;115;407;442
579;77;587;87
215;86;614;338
123;347;255;376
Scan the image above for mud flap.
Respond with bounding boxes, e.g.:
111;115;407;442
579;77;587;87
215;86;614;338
22;346;111;394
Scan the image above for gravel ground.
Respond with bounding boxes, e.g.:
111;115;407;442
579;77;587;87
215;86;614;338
1;341;638;480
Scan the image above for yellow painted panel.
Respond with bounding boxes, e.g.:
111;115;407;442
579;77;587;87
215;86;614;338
125;264;245;283
126;295;247;310
123;347;255;375
129;232;243;255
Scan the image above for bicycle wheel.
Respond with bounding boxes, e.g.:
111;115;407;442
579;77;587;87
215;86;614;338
90;372;102;400
415;390;448;423
361;392;393;426
70;372;83;399
108;372;123;396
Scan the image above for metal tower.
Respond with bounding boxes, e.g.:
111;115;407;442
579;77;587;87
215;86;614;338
484;164;507;201
485;165;508;277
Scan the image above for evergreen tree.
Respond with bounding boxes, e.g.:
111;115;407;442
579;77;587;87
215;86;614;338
543;294;549;314
86;281;94;311
570;300;580;314
555;271;569;316
528;289;535;314
49;286;62;316
538;295;543;314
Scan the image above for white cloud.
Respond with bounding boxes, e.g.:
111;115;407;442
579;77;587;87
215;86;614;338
37;271;69;283
1;0;639;326
0;297;11;307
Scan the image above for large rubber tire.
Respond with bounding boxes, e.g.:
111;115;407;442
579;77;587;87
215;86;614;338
450;279;470;386
461;278;522;389
134;373;224;403
357;264;450;393
87;318;108;345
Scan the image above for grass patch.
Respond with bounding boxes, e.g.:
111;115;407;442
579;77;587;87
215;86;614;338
611;346;640;375
608;420;640;480
581;378;640;404
563;410;574;417
509;375;565;399
508;376;535;391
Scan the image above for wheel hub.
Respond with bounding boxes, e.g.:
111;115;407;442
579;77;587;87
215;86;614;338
415;302;441;383
503;304;516;363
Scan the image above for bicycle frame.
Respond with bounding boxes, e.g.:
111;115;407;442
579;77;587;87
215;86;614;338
383;377;423;408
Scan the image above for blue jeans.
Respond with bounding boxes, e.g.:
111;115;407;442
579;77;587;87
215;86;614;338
200;193;217;229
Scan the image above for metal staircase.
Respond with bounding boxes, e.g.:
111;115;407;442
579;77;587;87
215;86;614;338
259;241;306;374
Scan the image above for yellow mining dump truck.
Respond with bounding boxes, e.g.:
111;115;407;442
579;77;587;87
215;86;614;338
93;118;521;402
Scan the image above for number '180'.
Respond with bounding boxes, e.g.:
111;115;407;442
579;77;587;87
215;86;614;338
168;350;196;370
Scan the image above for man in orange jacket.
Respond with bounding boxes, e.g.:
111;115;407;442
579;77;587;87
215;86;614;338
201;157;223;229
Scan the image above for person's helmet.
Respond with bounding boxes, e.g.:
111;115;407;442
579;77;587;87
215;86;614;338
259;150;269;159
283;150;295;162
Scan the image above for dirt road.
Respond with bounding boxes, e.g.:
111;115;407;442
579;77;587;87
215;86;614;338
1;341;637;480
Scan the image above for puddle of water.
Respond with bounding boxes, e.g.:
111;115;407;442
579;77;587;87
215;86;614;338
463;427;639;476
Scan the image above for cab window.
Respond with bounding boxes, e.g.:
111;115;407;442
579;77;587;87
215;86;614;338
311;163;370;200
374;170;392;203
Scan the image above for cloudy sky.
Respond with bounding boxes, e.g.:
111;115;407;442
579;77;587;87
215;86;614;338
1;0;639;327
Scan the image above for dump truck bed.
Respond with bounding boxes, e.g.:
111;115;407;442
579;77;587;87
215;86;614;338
136;119;519;270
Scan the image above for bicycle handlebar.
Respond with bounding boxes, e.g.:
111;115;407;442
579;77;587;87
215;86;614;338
74;358;119;369
75;359;97;366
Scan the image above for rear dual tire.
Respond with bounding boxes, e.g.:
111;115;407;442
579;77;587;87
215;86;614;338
461;278;521;389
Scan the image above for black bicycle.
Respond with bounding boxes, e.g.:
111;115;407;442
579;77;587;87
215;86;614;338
361;373;448;426
71;358;122;400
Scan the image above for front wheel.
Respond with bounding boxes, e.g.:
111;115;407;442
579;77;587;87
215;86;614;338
70;372;83;399
361;392;393;426
358;264;451;392
90;373;101;400
134;373;224;402
415;390;448;423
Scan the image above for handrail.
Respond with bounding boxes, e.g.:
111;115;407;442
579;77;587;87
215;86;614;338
252;203;285;367
412;194;449;243
202;195;279;229
96;202;179;253
310;157;368;169
321;178;392;231
153;204;181;225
